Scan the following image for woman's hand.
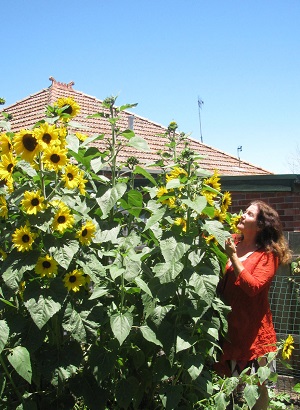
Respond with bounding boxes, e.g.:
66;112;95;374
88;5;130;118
225;237;237;258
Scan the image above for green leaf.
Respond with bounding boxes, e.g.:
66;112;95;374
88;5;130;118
140;325;162;347
110;312;133;345
7;346;32;383
120;129;135;139
52;240;79;269
202;220;230;249
0;320;9;353
153;261;184;284
89;286;109;300
97;183;127;218
63;304;87;343
184;355;204;380
133;165;157;186
135;276;152;297
66;134;80;153
116;377;139;409
214;391;229;410
293;383;300;393
181;196;207;214
244;384;259;409
166;179;181;189
127;136;150;151
119;190;143;217
24;293;62;329
144;207;166;232
257;365;271;385
160;237;190;263
118;103;138;111
176;335;192;353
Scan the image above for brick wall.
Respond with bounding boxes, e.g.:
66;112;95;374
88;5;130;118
228;191;300;232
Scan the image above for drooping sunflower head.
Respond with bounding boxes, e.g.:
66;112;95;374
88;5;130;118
56;97;80;122
0;153;17;181
34;122;60;149
75;132;88;142
13;129;40;163
12;225;37;252
214;209;226;223
35;254;58;278
63;269;85;292
51;205;75;234
166;167;188;183
282;335;294;360
61;164;80;189
0;195;8;219
76;221;96;245
77;170;88;196
229;214;241;234
203;169;221;191
42;145;68;172
0;133;12;156
21;190;46;215
221;191;232;213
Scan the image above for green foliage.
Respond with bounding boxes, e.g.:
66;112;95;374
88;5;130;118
0;95;244;409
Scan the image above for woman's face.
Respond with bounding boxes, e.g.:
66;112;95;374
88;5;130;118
237;204;260;235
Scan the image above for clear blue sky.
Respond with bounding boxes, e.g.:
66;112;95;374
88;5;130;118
1;0;300;174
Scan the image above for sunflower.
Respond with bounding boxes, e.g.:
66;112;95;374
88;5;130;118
204;234;218;245
42;145;68;171
214;209;226;223
57;126;68;148
0;133;12;155
63;269;85;292
51;205;74;233
221;191;232;213
75;132;88;142
77;170;88;195
56;97;80;122
0;195;8;219
21;190;46;215
12;225;37;252
229;215;241;234
166;167;188;182
282;335;294;360
76;221;96;245
174;217;187;232
156;186;168;199
0;153;17;180
13;129;40;163
35;254;58;278
34;122;60;149
203;169;221;191
61;164;80;189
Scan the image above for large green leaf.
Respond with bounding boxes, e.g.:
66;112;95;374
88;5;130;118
116;377;139;409
144;207;166;232
214;391;229;410
127;136;149;152
52;240;79;269
244;384;259;409
181;195;207;214
135;276;152;297
119;190;143;217
133;165;157;186
96;183;127;218
63;303;87;342
160;237;190;263
140;325;162;347
7;346;32;383
0;320;9;353
110;311;133;345
202;220;231;249
24;293;62;329
153;261;184;284
189;272;218;305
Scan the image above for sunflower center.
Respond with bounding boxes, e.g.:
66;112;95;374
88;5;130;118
42;261;51;269
7;163;14;173
69;275;76;283
23;134;38;152
42;133;52;144
50;154;60;164
67;172;74;181
82;228;88;237
22;234;30;243
31;198;40;206
63;105;73;115
57;215;66;224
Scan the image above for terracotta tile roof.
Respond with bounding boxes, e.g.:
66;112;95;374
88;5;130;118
1;77;272;176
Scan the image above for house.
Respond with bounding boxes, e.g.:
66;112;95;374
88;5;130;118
1;77;271;176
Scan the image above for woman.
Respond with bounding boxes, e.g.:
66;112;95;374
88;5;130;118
216;200;292;409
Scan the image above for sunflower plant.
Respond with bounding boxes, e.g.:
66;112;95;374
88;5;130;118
0;95;242;409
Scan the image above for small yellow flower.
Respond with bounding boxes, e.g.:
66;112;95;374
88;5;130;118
14;129;41;163
63;269;85;292
76;221;96;245
0;195;8;219
0;153;17;180
282;335;294;360
156;186;168;198
61;164;80;189
21;190;46;215
203;169;221;191
51;205;74;234
56;97;80;122
214;209;226;223
75;132;88;142
174;217;187;232
0;133;12;155
12;225;37;252
35;255;58;278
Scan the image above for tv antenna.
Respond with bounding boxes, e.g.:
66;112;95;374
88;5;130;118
198;97;204;143
237;146;242;167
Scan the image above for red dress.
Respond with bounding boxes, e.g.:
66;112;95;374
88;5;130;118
216;248;278;375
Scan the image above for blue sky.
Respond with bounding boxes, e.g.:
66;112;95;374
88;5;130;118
1;0;300;174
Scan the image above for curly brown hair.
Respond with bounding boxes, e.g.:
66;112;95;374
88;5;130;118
251;200;292;265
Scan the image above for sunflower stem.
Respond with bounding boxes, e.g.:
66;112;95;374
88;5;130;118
0;352;23;403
